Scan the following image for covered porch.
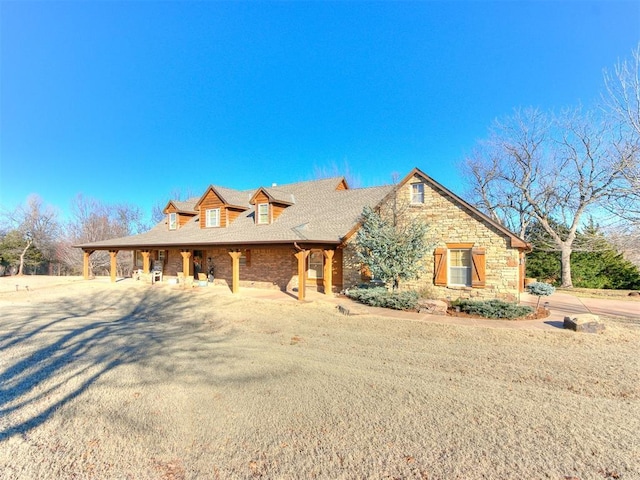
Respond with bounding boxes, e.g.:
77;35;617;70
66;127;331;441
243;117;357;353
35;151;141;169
81;243;342;301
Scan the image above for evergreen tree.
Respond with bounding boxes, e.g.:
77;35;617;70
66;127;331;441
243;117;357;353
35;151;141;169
526;220;640;289
355;206;431;290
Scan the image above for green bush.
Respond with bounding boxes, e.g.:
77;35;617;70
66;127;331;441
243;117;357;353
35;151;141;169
451;299;534;320
346;287;419;311
526;282;555;297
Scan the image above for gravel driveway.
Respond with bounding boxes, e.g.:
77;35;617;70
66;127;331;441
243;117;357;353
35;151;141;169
0;277;638;479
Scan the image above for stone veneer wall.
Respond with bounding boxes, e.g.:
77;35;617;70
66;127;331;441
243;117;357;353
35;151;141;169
343;174;522;302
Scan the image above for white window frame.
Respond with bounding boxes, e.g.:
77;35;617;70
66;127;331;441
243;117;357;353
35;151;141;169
257;203;269;225
308;251;324;279
158;250;165;263
169;212;177;230
448;248;472;286
411;183;425;204
206;208;221;228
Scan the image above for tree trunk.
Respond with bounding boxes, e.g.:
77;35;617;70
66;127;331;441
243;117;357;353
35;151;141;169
560;245;573;288
17;239;32;276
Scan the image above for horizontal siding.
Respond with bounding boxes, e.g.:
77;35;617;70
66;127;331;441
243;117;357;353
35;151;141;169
199;190;227;228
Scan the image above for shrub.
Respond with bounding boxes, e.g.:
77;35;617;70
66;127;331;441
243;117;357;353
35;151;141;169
526;281;555;297
526;282;555;308
346;287;419;311
451;299;534;320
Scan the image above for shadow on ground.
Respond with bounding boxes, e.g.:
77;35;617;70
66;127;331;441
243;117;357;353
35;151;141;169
0;288;235;440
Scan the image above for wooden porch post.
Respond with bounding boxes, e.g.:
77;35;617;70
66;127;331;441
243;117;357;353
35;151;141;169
228;251;242;294
83;250;94;280
109;250;118;283
294;250;309;301
180;251;192;278
323;249;334;295
141;251;151;273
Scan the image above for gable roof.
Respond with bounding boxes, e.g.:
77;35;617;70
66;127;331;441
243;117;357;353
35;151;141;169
77;176;394;249
163;199;198;214
249;187;296;206
396;167;530;249
75;169;529;251
194;186;250;211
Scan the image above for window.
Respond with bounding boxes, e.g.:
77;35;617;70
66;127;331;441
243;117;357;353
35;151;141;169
257;203;269;225
411;183;425;204
434;246;486;288
158;250;165;263
169;212;177;230
206;208;220;227
449;249;472;286
308;251;324;279
239;250;251;267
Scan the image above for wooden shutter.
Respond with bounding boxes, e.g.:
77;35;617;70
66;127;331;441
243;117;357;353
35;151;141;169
434;248;447;286
471;247;486;288
245;250;251;267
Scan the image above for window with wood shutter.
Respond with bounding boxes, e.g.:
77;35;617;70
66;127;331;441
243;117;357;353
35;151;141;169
434;246;486;288
471;247;486;287
433;248;447;285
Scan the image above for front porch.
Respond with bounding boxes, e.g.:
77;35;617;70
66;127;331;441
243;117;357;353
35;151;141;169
82;244;343;301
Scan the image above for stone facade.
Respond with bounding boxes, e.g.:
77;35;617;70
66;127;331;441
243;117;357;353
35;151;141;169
342;174;523;301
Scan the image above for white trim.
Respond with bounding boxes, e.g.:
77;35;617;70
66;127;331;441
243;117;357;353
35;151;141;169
206;208;221;228
257;203;269;224
448;248;471;286
410;183;425;204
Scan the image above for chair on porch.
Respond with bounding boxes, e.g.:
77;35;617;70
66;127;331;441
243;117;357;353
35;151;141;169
151;261;163;284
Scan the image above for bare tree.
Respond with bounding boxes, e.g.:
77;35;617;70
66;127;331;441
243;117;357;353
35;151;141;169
63;195;147;276
313;160;362;188
151;188;200;224
602;43;640;224
0;195;60;275
463;107;628;287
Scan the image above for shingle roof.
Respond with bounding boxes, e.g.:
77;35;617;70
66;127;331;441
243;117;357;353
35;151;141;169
77;177;394;249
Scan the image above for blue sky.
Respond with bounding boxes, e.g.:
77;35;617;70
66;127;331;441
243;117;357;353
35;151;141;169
1;1;639;222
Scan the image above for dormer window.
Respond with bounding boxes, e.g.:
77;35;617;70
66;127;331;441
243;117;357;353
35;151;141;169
205;208;220;228
169;212;177;230
257;203;269;225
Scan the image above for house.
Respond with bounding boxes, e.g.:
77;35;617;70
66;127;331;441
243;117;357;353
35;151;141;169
76;168;530;301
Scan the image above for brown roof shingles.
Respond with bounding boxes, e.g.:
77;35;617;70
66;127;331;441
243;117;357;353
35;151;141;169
76;178;394;249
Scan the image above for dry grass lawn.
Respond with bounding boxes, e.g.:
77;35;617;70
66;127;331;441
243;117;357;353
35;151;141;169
0;277;638;479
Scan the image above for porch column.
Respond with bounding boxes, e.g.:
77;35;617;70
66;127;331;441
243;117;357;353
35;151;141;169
228;251;242;294
141;251;151;273
294;250;309;301
180;251;192;278
83;250;94;280
109;250;118;283
323;249;334;295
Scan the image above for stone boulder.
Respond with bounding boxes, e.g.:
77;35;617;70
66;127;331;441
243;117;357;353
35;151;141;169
563;314;605;333
417;299;448;315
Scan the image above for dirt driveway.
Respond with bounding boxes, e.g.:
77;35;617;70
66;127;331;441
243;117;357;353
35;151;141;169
0;277;638;479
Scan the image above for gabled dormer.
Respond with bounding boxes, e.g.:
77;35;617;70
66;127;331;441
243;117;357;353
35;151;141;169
335;178;349;191
163;200;197;230
249;187;295;225
194;186;249;229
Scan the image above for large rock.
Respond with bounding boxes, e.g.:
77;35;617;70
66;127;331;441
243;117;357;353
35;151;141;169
563;314;605;333
417;299;448;315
